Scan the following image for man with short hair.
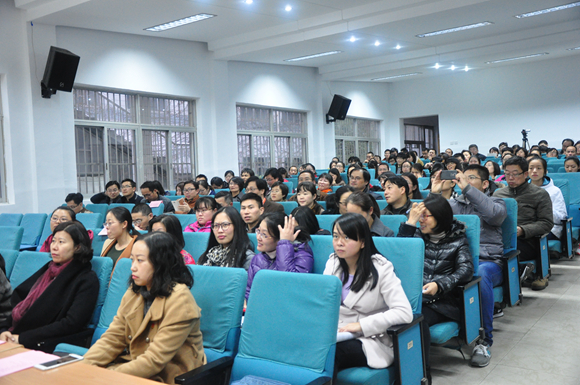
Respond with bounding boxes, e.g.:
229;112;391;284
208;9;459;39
176;180;199;214
381;176;411;216
131;203;154;231
65;193;92;214
538;139;548;147
140;181;175;213
565;145;577;157
195;174;208;182
428;149;436;160
493;156;553;291
349;168;383;201
561;138;574;155
245;177;284;213
445;165;507;367
364;151;374;164
215;191;233;207
263;168;283;190
120;179;144;204
240;193;264;233
469;144;486;162
298;170;315;184
422;148;429;159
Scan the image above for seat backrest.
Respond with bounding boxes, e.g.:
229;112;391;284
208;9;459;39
233;271;341;384
309;235;334;274
418;177;430;190
552;173;580;204
149;203;164;216
318;201;327;210
284;181;294;192
0;213;23;226
37;217;53;251
93;258;132;343
88;257;113;328
233;202;241;211
76;213;104;230
378;215;407;236
376;200;388;210
420;190;429;199
182;232;210;263
85;204;109;219
20;213;48;246
552;179;570;209
9;251;51;287
90;228;108;256
174;214;197;229
454;215;481;275
0;249;20;278
108;203;135;211
188;265;246;356
500;198;518;252
316;215;340;233
0;226;24;251
279;201;299;215
373;237;425;313
247;233;257;251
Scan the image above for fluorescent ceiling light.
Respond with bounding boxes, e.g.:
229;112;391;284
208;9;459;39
434;63;441;69
464;66;469;72
284;51;342;62
285;5;292;12
372;72;422;81
374;41;380;46
349;36;356;42
416;21;493;38
485;52;548;64
245;0;253;4
567;46;580;51
515;1;580;18
145;14;215;32
395;44;401;49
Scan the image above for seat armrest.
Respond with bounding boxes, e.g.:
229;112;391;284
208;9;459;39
388;314;426;385
456;277;483;345
387;313;424;336
305;377;332;385
501;249;520;262
175;356;234;385
456;275;482;291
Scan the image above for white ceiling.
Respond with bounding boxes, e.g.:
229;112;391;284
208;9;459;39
18;0;580;82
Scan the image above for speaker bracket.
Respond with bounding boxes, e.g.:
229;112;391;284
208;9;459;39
326;114;336;124
41;82;57;99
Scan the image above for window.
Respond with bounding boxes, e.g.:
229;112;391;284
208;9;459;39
334;117;381;161
236;105;307;176
404;124;438;154
74;88;196;195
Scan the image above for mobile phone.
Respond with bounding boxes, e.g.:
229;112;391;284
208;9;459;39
441;170;458;180
34;354;83;370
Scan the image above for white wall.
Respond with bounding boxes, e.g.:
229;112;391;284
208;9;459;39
387;55;580;154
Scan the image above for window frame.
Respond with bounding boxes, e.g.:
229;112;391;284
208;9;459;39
334;116;381;162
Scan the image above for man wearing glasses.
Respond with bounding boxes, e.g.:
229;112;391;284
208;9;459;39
433;164;507;368
494;156;553;292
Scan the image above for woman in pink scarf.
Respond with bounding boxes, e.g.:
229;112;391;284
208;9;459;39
184;197;218;233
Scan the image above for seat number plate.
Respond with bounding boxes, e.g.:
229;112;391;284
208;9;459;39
407;341;413;350
469;297;474;304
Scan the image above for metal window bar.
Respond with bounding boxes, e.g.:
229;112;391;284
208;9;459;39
171;131;194;185
335;117;381;160
142;130;169;189
107;128;136;183
75;125;105;195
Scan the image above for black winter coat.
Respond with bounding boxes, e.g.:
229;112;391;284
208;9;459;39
0;259;99;352
398;219;473;321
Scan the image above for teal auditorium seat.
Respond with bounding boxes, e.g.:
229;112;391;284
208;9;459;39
37;217;52;251
189;265;247;362
317;214;340;233
55;258;132;356
336;237;426;385
418;177;430;190
0;226;24;251
86;204;108;219
552;173;580;249
90;228;108;256
9;251;52;288
149;203;164;216
176;271;341;385
377;200;388;211
309;235;334;274
233;202;241;211
174;214;197;229
20;213;48;250
284;181;294;192
247;233;257;251
0;213;23;226
76;213;104;229
279;201;298;215
183;232;210;263
495;199;522;307
0;249;19;278
546;179;573;258
86;257;113;329
108;203;135;211
379;215;407;236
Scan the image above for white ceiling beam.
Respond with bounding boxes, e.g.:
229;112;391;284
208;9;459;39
22;0;90;21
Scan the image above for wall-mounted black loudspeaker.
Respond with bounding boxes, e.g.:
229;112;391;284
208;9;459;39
41;46;80;99
326;94;351;124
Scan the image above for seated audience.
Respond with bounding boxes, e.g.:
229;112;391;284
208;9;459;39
493;156;553;290
65;192;92;214
297;182;324;215
469;144;486;162
214;191;234;207
0;221;99;352
398;196;473;380
176;180;199;214
148;214;195;265
336;162;346;173
224;170;235;186
245;212;313;300
401;172;423;200
564;145;577;158
468;156;481;166
210;177;224;191
0;257;10;323
428;165;458;200
381;176;412;216
528;157;567;241
446;157;460;170
345;192;394;237
175;182;185;196
484;161;501;181
412;163;425;179
102;207;138;265
269;181;289;202
400;161;413;174
264;168;283;192
326;213;412;379
91;181;123;204
245;176;284;213
560;138;574;155
349;167;383;201
140;181;175;213
288;166;299;176
546;148;559;158
240;193;264;233
229;177;245;202
198;206;255;269
195;174;207;183
317;173;334;194
564;156;579;172
131;203;154;231
84;232;205;383
240;168;255;182
291;206;330;235
328;168;346;187
184;197;218;233
278;167;288;180
198;180;215;196
40;207;94;252
120;179;144;203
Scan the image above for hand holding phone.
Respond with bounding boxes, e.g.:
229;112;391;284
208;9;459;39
441;170;458;180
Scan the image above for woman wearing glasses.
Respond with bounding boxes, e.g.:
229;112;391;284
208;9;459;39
101;207;138;266
397;194;473;381
90;181;123;204
245;212;313;300
198;207;255;270
184;197;218;233
40;207;94;252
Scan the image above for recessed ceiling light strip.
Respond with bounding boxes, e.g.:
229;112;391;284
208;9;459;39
372;72;422;81
284;51;342;62
145;14;215;32
416;21;493;38
485;52;549;64
515;1;580;18
566;46;580;51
